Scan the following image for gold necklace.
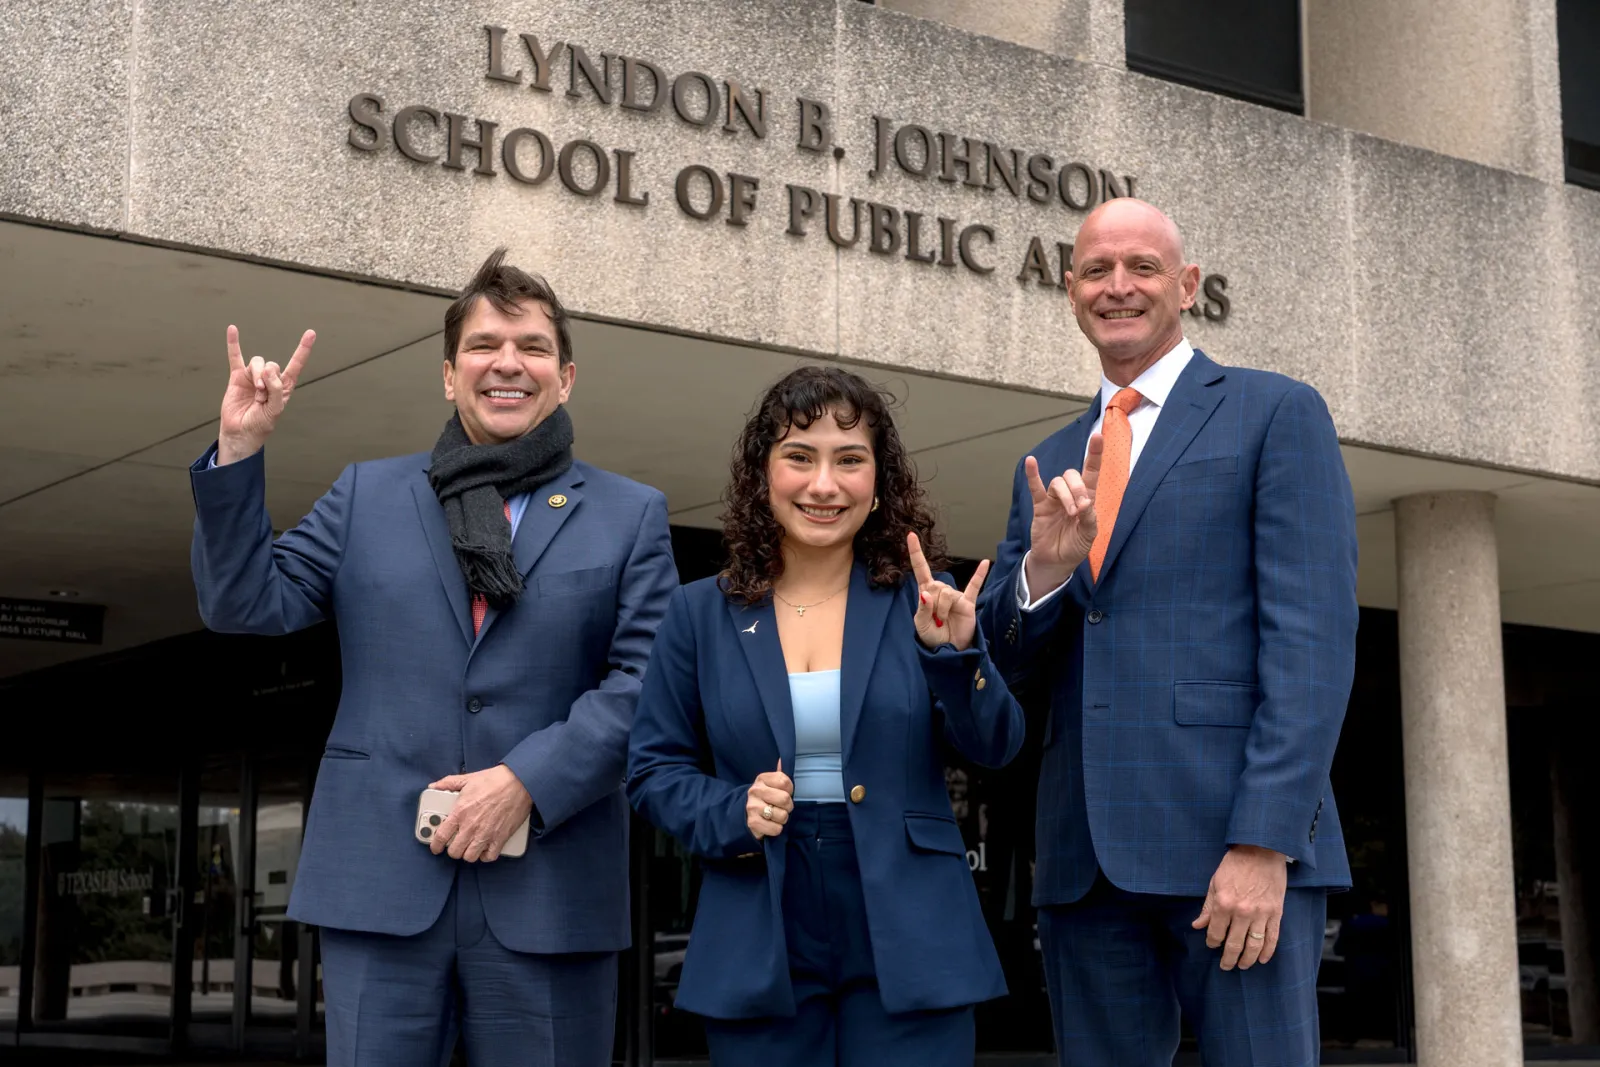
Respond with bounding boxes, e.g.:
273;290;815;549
772;585;846;617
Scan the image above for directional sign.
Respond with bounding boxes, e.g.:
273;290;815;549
0;597;105;644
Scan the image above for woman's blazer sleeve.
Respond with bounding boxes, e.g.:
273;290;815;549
627;586;758;860
918;576;1026;769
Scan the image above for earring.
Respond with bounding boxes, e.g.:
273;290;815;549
872;497;880;512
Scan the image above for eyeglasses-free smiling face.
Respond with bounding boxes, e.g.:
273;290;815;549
1067;198;1201;385
766;409;877;553
442;297;575;446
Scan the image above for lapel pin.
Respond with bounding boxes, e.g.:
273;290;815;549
547;494;568;508
741;620;758;634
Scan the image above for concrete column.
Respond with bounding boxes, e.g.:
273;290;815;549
1394;492;1522;1067
1305;0;1564;182
877;0;1124;67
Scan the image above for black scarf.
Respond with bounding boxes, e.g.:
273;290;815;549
428;406;574;608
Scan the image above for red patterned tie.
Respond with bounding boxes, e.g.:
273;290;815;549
471;500;513;637
1088;387;1144;583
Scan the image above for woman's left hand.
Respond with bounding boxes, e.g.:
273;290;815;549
908;531;990;651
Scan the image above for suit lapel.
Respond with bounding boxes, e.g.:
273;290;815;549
728;596;794;772
512;466;586;580
476;465;587;646
839;563;896;766
1095;351;1228;587
412;473;473;645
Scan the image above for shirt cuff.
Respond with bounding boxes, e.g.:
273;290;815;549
1016;551;1071;611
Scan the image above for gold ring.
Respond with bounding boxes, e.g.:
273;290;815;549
1247;931;1266;940
762;804;774;820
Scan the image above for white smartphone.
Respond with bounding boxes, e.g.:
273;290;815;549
415;788;529;858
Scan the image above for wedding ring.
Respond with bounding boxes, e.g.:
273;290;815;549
762;804;774;821
1247;931;1265;940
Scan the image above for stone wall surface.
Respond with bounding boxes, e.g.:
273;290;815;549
2;0;1598;478
0;0;133;232
1306;0;1564;182
879;0;1125;68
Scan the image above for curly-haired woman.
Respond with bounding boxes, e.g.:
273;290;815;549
627;366;1029;1065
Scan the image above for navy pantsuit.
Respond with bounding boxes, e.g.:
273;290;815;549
701;804;975;1067
627;565;1025;1063
190;445;678;1066
321;865;617;1067
978;352;1359;1066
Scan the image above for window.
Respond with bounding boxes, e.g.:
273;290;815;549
0;783;26;1029
1124;0;1303;114
1557;0;1600;190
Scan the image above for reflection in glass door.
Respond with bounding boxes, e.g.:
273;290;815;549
31;775;180;1039
243;754;317;1043
1;776;28;1030
190;761;239;1038
188;753;321;1056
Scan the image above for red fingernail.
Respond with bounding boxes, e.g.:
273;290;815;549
919;594;926;605
934;617;943;628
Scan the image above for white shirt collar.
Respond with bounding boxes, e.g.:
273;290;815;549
1098;337;1194;413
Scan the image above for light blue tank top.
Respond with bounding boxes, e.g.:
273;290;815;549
788;669;845;803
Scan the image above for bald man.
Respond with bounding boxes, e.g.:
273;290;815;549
978;199;1357;1067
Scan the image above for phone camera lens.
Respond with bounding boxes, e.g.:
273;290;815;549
429;814;442;826
420;826;432;838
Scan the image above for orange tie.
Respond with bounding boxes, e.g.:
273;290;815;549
1088;387;1144;583
471;499;514;637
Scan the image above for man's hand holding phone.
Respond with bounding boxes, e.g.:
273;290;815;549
419;765;532;862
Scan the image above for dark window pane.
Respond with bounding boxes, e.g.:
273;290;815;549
1557;0;1600;189
1321;610;1409;1054
1125;0;1303;114
0;783;25;1029
32;777;180;1040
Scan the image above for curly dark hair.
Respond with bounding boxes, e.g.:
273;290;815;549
720;366;947;604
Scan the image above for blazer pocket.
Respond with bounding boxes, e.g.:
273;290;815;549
537;565;615;597
321;745;371;760
1163;454;1239;482
1172;681;1258;727
904;813;967;856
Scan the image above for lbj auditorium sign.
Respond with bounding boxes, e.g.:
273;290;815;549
344;26;1231;321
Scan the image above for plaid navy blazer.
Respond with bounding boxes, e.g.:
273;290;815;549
190;448;678;952
979;350;1358;906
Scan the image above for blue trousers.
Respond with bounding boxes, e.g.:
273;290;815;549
1038;874;1327;1067
702;803;974;1067
320;864;616;1067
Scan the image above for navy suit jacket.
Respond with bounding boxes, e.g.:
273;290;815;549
978;350;1358;907
627;565;1024;1018
189;445;677;952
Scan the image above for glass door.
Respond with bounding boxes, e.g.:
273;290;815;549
240;753;320;1052
187;758;240;1044
186;753;321;1057
0;774;28;1033
30;773;181;1040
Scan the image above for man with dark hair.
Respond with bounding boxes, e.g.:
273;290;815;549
189;249;677;1067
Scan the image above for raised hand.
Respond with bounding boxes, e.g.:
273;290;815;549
746;759;793;840
1022;435;1101;595
908;531;989;651
216;325;316;465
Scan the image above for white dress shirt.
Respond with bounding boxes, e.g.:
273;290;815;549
1017;338;1195;608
